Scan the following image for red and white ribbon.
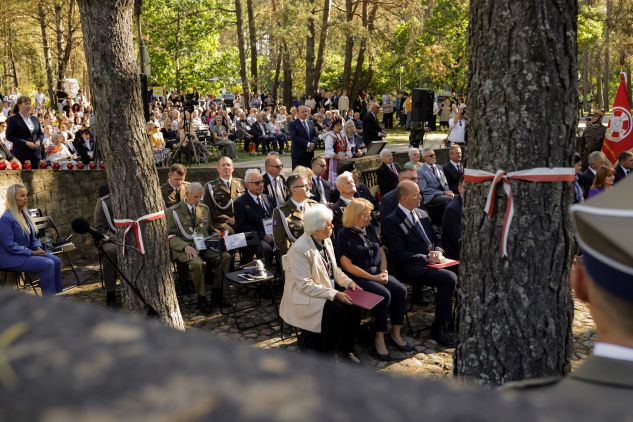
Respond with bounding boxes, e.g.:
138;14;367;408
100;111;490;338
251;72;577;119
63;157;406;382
464;167;576;257
114;210;166;254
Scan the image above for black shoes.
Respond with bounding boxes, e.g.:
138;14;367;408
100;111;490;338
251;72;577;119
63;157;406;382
197;295;214;315
106;291;119;308
388;334;415;352
430;322;456;348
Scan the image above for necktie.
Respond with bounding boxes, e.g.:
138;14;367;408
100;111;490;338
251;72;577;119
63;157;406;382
411;212;432;250
303;120;310;135
258;196;269;217
390;164;398;176
226;180;230;190
190;205;196;227
174;189;181;203
432;165;442;184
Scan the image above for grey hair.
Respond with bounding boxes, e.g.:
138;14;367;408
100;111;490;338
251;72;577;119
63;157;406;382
186;182;204;194
379;148;392;159
588;151;605;166
303;204;333;235
336;171;353;187
408;148;420;159
244;168;262;181
421;147;434;157
344;120;356;131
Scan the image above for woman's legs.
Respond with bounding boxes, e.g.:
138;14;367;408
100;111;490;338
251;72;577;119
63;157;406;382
10;254;62;295
354;278;391;354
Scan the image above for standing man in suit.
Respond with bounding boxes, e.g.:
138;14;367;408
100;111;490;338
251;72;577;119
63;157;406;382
376;149;400;196
160;164;188;208
74;129;96;165
362;102;387;144
234;169;275;269
418;146;454;217
578;151;606;199
505;180;633;415
263;153;288;207
310;156;331;204
443;145;464;195
166;182;231;314
614;151;632;184
382;181;457;347
289;105;318;169
5;96;43;168
272;174;318;255
202;156;246;233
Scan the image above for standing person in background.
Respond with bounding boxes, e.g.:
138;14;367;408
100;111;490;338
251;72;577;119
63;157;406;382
578;110;606;169
288;106;318;169
404;94;412;130
448;106;467;145
439;98;451;131
338;90;349;117
382;93;395;129
5;96;44;169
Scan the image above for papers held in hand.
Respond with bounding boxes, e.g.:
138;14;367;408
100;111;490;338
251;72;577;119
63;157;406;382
426;259;459;269
344;288;384;310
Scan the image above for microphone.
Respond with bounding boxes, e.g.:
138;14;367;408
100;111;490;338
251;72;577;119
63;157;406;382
71;218;110;242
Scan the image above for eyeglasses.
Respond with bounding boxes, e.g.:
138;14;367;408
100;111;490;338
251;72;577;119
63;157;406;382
268;164;283;169
405;177;419;181
425;154;436;158
292;184;307;189
247;180;264;185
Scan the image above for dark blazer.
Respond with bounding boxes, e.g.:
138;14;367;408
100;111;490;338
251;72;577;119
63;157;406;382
74;138;96;165
251;120;271;139
614;164;629;184
379;189;426;226
382;206;442;266
578;168;596;199
263;173;288;208
356;183;379;210
288;118;318;164
0;210;42;268
441;195;462;259
234;193;274;240
362;111;384;143
330;197;350;238
5;114;43;160
310;176;332;204
377;162;400;196
443;162;463;195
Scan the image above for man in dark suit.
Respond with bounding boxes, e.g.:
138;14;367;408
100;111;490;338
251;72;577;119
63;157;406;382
379;167;421;225
362;102;387;143
251;112;276;155
234;169;275;269
382;180;457;347
614;151;632;184
288;105;318;169
5;96;43;168
443;145;463;195
263;153;288;207
74;129;96;165
330;171;356;238
376;149;400;197
310;156;331;204
579;151;606;199
441;177;463;260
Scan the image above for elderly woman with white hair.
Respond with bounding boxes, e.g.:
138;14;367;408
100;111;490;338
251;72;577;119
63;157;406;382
405;147;422;169
344;119;366;158
279;204;363;362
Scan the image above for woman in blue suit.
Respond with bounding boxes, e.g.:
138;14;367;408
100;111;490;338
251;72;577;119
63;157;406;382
0;184;62;295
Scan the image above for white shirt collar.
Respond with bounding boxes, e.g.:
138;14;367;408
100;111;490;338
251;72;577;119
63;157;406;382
220;177;232;185
266;173;278;182
620;164;630;174
589;167;597;175
185;202;195;213
450;160;461;168
398;204;414;219
593;342;633;362
290;198;305;209
340;196;352;205
248;191;261;203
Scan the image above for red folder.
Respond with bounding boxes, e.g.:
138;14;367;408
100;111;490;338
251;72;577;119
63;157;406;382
426;259;459;269
344;288;384;310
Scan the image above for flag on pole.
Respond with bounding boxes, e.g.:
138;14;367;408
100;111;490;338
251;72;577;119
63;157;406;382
602;72;633;164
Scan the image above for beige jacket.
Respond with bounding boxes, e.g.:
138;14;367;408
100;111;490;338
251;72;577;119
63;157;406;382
279;233;353;333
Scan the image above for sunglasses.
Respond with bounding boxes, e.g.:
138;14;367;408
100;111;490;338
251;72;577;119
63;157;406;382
247;180;264;185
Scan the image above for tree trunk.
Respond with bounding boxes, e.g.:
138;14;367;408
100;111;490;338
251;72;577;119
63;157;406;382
282;41;292;109
38;2;57;106
341;0;354;92
602;0;611;111
305;0;316;96
582;49;589;114
312;0;331;93
234;0;249;96
271;47;282;107
55;1;78;93
454;0;576;386
246;0;257;93
76;0;184;330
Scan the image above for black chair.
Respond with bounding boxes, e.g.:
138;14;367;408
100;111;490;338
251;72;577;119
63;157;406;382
30;215;82;286
0;269;39;295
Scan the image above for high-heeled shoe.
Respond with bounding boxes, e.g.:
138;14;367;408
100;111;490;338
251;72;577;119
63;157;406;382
388;334;414;352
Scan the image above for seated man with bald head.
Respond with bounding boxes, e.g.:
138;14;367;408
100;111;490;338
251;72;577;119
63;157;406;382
381;180;457;347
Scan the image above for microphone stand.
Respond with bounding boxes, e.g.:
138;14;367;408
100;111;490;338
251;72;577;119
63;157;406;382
95;238;159;318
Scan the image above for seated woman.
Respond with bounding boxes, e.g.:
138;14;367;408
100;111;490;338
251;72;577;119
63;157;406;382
344;120;366;158
211;114;238;158
335;198;410;361
279;204;362;362
0;184;62;295
147;121;170;167
405;147;423;169
588;166;615;199
324;119;352;187
46;133;77;167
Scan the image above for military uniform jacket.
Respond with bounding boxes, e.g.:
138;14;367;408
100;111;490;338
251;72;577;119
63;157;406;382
161;181;188;209
272;198;317;255
580;123;606;166
166;201;216;258
94;195;115;235
201;178;246;229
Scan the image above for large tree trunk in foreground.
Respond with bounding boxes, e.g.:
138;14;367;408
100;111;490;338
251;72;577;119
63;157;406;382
454;0;577;385
76;0;184;330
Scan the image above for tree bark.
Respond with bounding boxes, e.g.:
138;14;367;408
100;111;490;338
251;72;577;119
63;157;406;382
246;0;257;93
341;0;354;92
602;0;611;111
38;2;57;105
454;0;576;386
54;1;78;93
76;0;184;330
305;0;316;96
234;0;249;96
271;47;282;107
312;0;331;93
281;41;293;109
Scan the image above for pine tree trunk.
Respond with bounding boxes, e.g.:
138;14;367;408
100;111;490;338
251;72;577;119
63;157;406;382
282;41;293;109
341;0;354;92
234;0;249;95
312;0;331;93
246;0;258;93
76;0;184;330
38;3;57;106
453;0;577;386
305;0;316;96
602;0;610;111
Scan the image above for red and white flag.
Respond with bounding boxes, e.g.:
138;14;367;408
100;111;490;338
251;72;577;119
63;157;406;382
602;72;633;164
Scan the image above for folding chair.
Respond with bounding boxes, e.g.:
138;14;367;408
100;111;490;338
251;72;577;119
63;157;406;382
0;269;39;295
31;214;82;285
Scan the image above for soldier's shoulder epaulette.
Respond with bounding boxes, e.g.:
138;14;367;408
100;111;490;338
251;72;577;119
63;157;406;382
198;202;210;211
500;377;563;391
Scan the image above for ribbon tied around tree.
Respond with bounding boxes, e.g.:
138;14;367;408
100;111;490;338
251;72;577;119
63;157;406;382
114;210;166;255
464;168;576;257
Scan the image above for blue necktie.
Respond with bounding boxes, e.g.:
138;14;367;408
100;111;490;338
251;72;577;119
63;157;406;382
411;212;432;250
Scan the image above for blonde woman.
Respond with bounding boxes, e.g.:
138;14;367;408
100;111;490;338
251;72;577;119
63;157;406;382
0;184;62;294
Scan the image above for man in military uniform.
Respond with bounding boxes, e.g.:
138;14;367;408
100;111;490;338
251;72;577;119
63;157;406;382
93;184;119;308
161;163;188;208
504;177;633;417
578;109;606;169
272;174;317;255
201;156;246;233
167;182;231;314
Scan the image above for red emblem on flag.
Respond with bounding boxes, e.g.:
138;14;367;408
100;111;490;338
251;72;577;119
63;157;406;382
602;72;633;163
